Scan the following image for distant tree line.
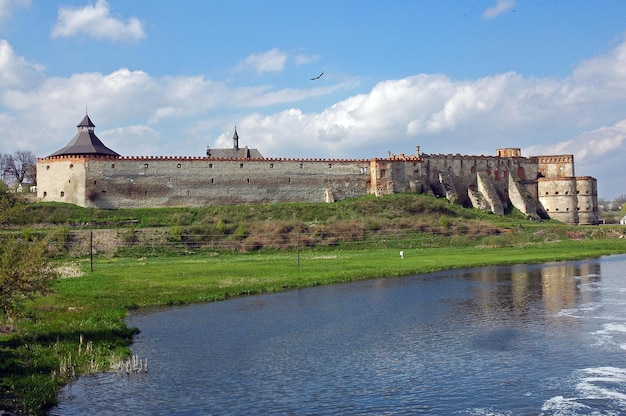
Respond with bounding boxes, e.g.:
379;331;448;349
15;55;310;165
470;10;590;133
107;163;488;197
598;195;626;214
0;150;37;188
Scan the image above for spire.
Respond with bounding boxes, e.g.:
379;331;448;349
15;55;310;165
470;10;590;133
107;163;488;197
233;127;239;151
77;113;96;131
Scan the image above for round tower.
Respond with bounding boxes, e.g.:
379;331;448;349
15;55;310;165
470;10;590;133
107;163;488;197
576;176;599;225
538;177;579;224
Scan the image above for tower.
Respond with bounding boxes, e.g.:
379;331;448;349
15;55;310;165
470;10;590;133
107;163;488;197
233;127;239;151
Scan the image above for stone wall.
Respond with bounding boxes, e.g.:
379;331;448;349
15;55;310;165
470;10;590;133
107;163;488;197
37;156;89;206
36;148;599;225
535;155;575;178
538;177;579;224
78;157;372;208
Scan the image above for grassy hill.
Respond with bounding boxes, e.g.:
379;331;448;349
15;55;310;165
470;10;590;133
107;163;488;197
9;193;623;257
1;194;626;415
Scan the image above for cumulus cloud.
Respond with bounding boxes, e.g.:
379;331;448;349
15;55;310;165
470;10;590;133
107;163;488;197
51;0;146;43
3;33;626;196
0;39;44;89
238;48;288;73
525;121;626;164
482;0;515;19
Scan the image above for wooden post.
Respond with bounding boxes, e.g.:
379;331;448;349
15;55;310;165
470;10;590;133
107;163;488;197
90;231;93;272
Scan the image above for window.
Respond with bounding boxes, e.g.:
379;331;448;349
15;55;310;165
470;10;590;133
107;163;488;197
43;191;47;197
328;163;333;168
60;191;65;197
111;163;116;168
240;163;244;168
270;163;274;168
209;163;213;168
177;163;181;168
46;165;50;170
145;163;149;168
299;163;303;169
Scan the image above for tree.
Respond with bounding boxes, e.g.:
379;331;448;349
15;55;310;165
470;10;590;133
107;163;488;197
3;150;37;185
0;236;58;320
0;183;24;226
0;184;57;320
0;153;12;185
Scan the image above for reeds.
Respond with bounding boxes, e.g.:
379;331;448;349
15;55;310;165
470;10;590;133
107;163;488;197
116;355;148;374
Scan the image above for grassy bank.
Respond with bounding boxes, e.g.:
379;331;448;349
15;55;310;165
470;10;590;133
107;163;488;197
1;195;626;414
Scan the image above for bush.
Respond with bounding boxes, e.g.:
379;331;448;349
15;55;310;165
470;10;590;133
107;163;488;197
0;235;58;320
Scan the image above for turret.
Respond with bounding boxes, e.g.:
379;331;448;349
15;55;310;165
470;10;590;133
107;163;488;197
233;127;239;151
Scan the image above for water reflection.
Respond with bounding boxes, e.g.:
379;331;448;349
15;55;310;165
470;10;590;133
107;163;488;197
52;255;626;415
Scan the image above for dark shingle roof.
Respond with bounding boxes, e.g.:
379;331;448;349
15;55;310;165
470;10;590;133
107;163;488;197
48;115;120;157
206;147;263;159
206;127;263;159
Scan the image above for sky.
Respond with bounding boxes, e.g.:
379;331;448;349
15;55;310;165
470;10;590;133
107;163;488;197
1;0;626;199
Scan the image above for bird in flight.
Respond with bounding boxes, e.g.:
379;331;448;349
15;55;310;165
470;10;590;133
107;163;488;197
310;72;324;80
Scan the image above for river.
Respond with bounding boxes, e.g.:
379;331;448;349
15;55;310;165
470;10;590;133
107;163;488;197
51;255;626;415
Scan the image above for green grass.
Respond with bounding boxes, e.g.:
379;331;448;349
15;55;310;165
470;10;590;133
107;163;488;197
2;194;626;414
3;238;625;415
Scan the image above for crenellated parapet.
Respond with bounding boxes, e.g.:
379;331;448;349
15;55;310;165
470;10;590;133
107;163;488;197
35;115;599;224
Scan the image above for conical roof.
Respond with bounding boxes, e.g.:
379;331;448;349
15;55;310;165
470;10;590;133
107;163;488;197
48;114;120;157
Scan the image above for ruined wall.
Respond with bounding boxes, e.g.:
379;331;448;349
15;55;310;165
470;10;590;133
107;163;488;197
535;155;575;178
418;154;538;210
78;156;372;208
36;148;598;226
369;157;423;197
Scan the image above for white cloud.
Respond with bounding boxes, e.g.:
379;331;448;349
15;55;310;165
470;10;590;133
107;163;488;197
3;33;626;197
238;48;288;73
0;0;30;24
482;0;516;19
524;121;626;163
0;39;44;89
295;53;320;65
51;0;146;43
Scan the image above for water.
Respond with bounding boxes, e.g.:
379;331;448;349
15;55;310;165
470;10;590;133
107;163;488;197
52;255;626;415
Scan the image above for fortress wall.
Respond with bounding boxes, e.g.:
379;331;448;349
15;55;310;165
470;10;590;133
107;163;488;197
421;155;538;206
83;157;371;208
370;159;424;196
576;176;599;225
35;148;598;226
535;155;575;178
37;157;89;206
538;177;579;224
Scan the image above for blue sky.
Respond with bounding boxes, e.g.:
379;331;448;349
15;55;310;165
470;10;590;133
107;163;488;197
1;0;626;198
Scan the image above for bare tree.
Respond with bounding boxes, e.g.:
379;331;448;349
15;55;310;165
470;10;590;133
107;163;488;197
0;153;12;185
4;150;36;185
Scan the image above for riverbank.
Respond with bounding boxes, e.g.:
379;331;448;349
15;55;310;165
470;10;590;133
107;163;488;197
2;194;626;414
2;237;626;414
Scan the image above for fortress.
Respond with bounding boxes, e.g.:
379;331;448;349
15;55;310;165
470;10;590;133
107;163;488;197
36;115;599;225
